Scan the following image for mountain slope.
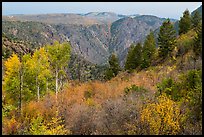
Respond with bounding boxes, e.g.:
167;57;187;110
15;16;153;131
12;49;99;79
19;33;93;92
2;20;67;47
53;23;111;64
2;12;178;65
2;35;33;59
109;16;164;65
191;5;202;16
2;21;110;64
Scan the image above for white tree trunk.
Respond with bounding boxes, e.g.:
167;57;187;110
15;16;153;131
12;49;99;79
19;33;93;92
46;80;48;93
37;85;40;101
19;68;23;115
20;74;23;109
36;77;40;102
56;68;58;96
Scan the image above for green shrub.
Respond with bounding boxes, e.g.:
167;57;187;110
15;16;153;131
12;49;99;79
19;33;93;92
124;84;148;95
181;70;202;122
84;90;94;99
157;70;202;122
156;77;182;101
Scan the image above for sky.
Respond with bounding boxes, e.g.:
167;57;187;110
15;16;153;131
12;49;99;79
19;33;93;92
2;2;202;19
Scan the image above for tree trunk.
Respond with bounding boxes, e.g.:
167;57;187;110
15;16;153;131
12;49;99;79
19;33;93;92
36;77;40;102
59;75;62;91
46;80;48;93
56;68;58;96
37;85;40;102
19;68;23;115
55;68;59;116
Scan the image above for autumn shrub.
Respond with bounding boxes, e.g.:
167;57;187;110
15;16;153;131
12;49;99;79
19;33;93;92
2;103;17;118
62;93;146;135
154;70;202;135
85;98;96;106
2;116;21;135
65;104;97;135
140;93;182;135
28;115;47;135
28;114;70;135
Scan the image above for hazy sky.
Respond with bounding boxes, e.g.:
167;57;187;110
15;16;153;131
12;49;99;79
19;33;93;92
2;2;202;19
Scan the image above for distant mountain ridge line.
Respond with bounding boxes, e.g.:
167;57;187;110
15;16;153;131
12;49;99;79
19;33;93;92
2;12;178;25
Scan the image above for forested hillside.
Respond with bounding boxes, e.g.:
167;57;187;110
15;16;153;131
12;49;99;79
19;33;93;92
2;5;202;135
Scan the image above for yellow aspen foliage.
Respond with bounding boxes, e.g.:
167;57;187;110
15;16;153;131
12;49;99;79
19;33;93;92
3;53;21;106
45;116;70;135
141;93;181;135
4;53;21;82
29;114;70;135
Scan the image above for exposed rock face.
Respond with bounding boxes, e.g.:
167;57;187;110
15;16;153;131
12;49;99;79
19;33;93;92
109;16;164;65
2;35;34;59
2;21;67;48
53;23;111;64
2;12;180;65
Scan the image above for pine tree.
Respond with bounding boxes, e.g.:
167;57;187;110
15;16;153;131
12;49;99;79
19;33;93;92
191;10;201;28
141;31;156;69
105;53;120;80
133;43;143;69
193;22;202;59
125;44;135;71
158;19;176;60
179;9;192;35
125;43;143;72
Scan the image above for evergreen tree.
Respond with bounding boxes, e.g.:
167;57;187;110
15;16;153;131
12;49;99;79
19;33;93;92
125;44;135;71
179;9;192;35
125;43;143;72
158;19;176;60
133;43;143;69
105;53;120;80
141;31;156;69
193;22;202;59
191;10;201;28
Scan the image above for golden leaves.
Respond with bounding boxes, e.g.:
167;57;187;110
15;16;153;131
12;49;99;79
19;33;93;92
141;93;181;135
4;53;21;78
